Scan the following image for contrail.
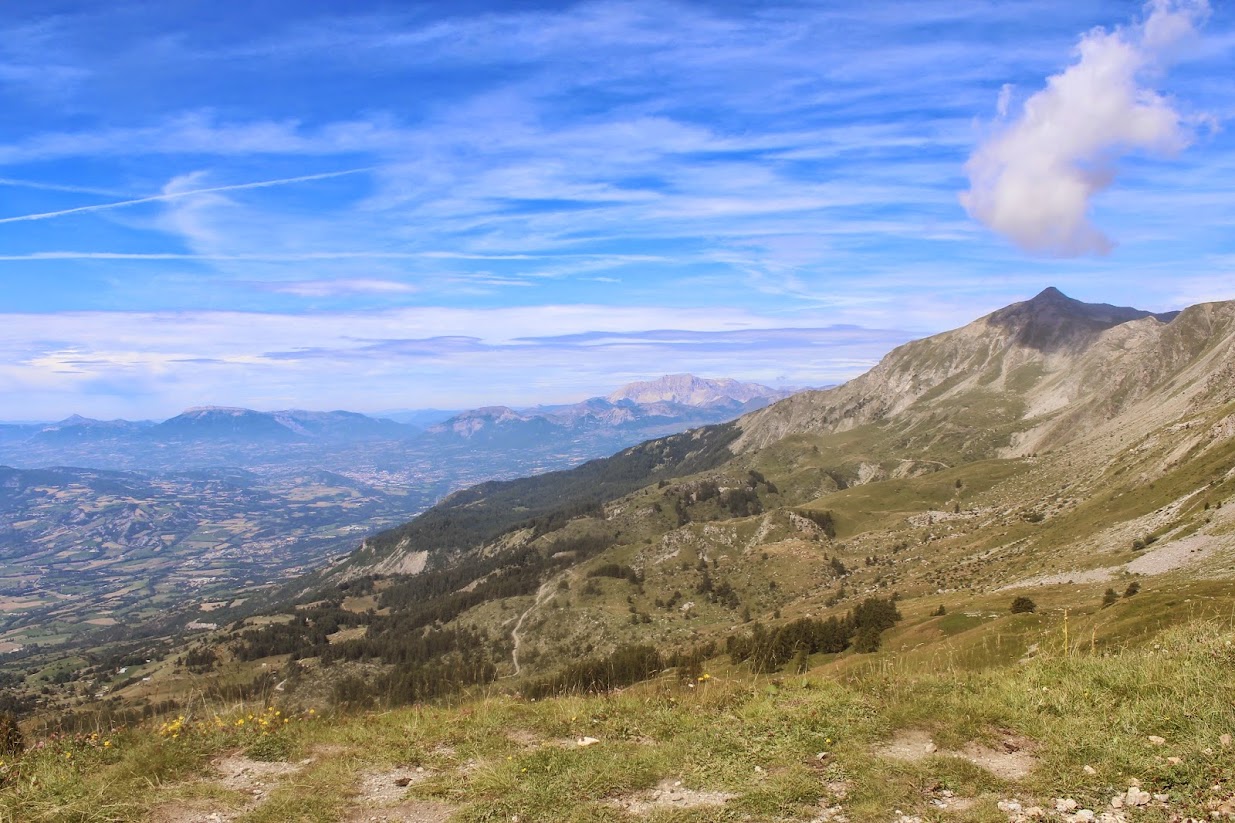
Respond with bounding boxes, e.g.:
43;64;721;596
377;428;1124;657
0;168;370;225
0;178;125;197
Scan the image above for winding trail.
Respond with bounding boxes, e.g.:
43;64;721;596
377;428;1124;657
510;578;556;676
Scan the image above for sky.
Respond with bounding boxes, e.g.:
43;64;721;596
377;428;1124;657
1;0;1233;420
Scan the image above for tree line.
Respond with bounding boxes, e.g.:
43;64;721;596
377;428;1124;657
727;596;902;673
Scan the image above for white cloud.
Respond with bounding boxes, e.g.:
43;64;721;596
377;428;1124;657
263;278;417;297
995;84;1014;118
0;305;920;419
961;0;1210;256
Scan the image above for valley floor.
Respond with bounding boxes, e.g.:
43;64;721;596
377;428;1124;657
3;613;1233;823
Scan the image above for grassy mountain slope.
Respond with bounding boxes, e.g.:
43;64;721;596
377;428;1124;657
4;289;1235;821
24;289;1232;706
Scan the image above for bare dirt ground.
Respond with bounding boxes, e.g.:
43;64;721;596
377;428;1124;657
607;779;737;816
874;730;1038;781
342;766;455;823
146;753;305;823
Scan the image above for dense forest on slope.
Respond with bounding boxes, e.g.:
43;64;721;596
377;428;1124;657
346;421;741;567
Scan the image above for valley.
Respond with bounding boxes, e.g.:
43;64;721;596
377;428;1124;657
0;376;790;714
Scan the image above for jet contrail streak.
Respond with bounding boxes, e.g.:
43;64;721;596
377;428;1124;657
0;168;370;224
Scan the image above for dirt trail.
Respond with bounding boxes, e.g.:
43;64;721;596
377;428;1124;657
510;578;556;675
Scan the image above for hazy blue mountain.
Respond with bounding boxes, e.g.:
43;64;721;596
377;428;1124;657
375;409;462;428
427;375;792;445
34;415;155;443
0;376;796;482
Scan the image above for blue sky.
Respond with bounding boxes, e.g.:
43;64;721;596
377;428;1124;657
1;0;1232;420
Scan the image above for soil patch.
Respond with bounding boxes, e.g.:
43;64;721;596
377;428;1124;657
874;730;1038;781
343;801;457;823
351;766;432;807
958;738;1037;781
608;779;736;816
212;753;302;796
873;730;938;761
148;799;240;823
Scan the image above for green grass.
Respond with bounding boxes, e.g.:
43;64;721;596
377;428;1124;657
4;616;1233;822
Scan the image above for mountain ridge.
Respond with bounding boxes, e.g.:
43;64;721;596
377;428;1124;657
339;288;1234;581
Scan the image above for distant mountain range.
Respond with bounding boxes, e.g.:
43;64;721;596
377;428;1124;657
425;375;792;444
0;374;796;477
0;374;798;655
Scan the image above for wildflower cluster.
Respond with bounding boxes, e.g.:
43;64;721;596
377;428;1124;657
686;672;712;689
156;715;186;739
152;705;316;746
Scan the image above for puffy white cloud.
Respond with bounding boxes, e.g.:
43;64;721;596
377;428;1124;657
961;0;1210;256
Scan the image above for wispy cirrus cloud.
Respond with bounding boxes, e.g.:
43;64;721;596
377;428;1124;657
260;278;417;297
0;304;925;418
0;1;1231;417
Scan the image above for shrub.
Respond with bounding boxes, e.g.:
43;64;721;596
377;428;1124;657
1102;588;1119;608
853;625;882;653
1124;581;1141;598
1010;596;1037;614
931;604;946;617
0;713;22;757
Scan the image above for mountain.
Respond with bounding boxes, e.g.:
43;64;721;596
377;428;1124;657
268;410;411;441
32;415;155;443
425;406;561;445
150;407;310;442
0;423;40;446
730;286;1211;453
607;373;791;407
149;407;415;443
376;408;462;428
306;287;1234;645
6;288;1235;823
0;376;786;473
424;374;792;445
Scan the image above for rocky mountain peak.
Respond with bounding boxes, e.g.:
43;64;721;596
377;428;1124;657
985;287;1177;353
607;374;786;407
732;288;1214;454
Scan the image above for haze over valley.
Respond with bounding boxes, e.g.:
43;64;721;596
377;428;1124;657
0;374;791;657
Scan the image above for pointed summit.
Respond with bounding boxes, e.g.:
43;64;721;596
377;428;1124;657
1027;285;1068;303
987;287;1176;353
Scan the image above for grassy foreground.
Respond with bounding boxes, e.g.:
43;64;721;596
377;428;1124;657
2;618;1234;822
